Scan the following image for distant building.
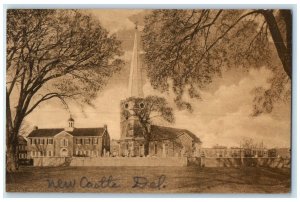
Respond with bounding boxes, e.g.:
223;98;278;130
115;26;202;157
18;135;28;160
268;148;291;158
200;147;239;158
27;118;110;158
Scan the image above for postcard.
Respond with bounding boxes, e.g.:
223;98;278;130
6;8;291;193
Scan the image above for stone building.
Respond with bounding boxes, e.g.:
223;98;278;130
114;26;202;157
27;118;110;158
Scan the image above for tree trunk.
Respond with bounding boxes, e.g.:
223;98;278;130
6;143;18;173
6;92;19;173
143;131;151;157
144;138;150;156
262;10;292;79
6;125;19;172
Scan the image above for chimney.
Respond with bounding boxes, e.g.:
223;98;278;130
104;124;107;130
33;126;38;130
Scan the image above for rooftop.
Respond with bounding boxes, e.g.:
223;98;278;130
151;125;202;143
27;127;106;138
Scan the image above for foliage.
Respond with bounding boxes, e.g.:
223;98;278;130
121;96;174;155
123;96;175;126
142;9;291;115
6;9;124;172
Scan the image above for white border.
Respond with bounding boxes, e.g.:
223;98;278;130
0;0;299;201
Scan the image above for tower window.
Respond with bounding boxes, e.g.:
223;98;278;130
139;102;145;109
124;103;129;109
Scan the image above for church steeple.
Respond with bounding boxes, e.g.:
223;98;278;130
128;25;144;98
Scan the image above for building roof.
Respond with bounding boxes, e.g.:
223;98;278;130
127;27;144;98
27;128;105;138
150;125;202;143
18;135;28;144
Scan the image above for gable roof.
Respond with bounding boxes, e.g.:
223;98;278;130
18;135;28;144
27;128;105;138
150;125;202;143
71;128;105;137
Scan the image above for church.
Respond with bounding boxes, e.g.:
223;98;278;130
111;26;202;158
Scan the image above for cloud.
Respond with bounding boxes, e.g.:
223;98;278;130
89;10;144;33
172;67;290;148
26;66;290;148
24;10;290;149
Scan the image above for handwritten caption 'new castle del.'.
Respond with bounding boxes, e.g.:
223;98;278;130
46;175;167;190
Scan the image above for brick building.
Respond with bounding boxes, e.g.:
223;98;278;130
27;118;110;158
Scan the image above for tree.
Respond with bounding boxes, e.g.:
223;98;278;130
6;9;124;172
241;138;265;157
142;9;291;114
121;96;174;156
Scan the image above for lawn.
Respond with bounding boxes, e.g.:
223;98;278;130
6;166;291;193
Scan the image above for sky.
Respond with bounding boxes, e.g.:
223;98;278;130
25;10;291;148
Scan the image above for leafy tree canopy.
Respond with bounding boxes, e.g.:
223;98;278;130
142;9;291;115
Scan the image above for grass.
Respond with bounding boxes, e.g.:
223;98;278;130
6;166;291;193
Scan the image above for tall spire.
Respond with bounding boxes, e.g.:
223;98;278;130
128;25;144;98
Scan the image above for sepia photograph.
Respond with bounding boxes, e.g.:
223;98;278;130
5;8;292;194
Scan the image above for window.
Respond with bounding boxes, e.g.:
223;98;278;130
165;144;169;155
75;150;79;155
139;102;145;109
48;139;53;144
84;138;90;145
60;139;68;147
93;138;98;144
124;103;129;109
154;143;158;154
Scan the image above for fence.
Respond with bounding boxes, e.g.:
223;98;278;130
32;156;290;168
32;156;187;167
188;157;291;168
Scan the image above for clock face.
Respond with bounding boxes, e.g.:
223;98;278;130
139;102;145;109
